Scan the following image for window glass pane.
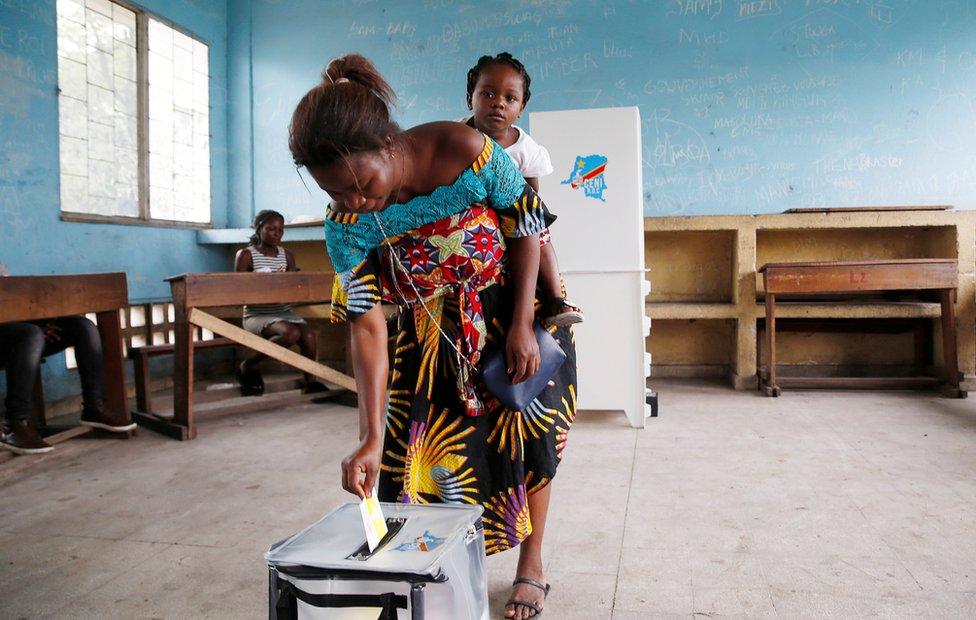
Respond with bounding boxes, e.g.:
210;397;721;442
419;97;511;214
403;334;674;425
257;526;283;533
58;0;86;24
58;4;210;224
57;0;138;218
148;18;210;223
86;8;113;52
58;56;87;100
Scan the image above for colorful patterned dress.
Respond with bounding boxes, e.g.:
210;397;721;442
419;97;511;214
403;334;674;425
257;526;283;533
326;136;577;555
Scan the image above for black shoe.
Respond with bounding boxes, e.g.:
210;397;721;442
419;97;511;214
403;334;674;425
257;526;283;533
236;363;265;396
80;400;137;432
0;419;53;455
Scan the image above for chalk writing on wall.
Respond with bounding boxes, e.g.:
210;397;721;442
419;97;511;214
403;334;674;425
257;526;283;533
244;0;976;218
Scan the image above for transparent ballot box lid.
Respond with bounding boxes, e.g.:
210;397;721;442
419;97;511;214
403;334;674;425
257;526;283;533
266;502;484;578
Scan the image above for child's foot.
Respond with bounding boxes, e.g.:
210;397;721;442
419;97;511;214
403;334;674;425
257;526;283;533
542;297;584;328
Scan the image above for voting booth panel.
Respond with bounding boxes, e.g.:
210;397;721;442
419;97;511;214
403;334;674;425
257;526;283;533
529;107;651;427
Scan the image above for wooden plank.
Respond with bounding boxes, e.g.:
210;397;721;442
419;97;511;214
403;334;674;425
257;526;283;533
132;337;235;357
763;261;957;294
777;376;941;389
188;308;357;392
177;388;345;420
761;258;957;270
166;272;334;308
783;205;951;214
756;318;931;334
748;301;942;320
131;411;192;440
0;273;127;322
43;425;93;444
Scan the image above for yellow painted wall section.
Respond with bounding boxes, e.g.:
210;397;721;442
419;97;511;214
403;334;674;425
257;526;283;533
646;231;734;302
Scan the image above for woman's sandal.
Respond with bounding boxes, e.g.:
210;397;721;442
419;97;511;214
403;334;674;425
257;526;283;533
505;577;551;618
236;363;265;397
542;297;584;329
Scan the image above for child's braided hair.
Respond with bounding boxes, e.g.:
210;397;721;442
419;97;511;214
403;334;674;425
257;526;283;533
465;52;532;107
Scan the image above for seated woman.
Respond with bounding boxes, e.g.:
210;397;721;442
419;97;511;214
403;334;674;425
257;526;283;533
234;210;326;396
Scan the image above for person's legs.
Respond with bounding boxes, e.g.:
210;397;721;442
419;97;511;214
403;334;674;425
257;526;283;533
538;242;564;302
506;483;553;619
0;323;53;454
239;321;302;395
297;324;328;393
0;323;46;420
48;316;135;432
50;316;103;406
538;242;583;328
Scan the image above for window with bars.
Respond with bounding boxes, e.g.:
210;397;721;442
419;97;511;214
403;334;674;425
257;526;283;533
56;0;211;226
64;304;215;370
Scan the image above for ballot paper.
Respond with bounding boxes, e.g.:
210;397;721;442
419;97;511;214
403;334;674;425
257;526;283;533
359;493;388;552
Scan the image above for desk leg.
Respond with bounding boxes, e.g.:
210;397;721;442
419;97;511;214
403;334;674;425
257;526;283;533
96;309;130;421
171;282;196;439
939;288;965;398
133;352;151;413
763;293;781;397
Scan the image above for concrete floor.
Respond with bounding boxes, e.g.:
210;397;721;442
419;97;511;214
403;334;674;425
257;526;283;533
1;379;975;619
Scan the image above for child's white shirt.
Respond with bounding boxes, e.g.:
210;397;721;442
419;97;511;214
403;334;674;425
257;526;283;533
458;118;553;179
505;125;554;179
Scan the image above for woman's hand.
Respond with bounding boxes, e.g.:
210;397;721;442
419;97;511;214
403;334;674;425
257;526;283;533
341;437;383;499
506;321;540;384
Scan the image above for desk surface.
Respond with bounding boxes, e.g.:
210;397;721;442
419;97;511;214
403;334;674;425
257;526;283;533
0;273;128;322
761;259;958;295
166;272;334;308
760;259;956;272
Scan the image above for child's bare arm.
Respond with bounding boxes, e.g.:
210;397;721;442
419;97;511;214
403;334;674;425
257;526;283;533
524;176;539;192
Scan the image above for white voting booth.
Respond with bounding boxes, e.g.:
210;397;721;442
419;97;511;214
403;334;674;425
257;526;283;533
529;106;651;427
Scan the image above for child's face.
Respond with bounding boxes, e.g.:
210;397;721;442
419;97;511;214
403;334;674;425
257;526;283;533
468;63;527;135
307;149;398;214
258;217;284;246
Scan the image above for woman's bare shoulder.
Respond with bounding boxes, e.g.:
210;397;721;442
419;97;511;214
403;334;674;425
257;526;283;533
407;121;485;164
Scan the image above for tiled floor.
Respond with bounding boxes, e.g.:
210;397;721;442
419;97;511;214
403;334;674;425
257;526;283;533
2;379;975;618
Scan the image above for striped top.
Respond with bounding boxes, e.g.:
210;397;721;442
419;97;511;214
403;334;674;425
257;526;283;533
242;245;293;318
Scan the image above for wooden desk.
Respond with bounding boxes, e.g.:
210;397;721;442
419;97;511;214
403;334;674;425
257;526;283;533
0;273;131;442
759;260;963;397
132;272;356;440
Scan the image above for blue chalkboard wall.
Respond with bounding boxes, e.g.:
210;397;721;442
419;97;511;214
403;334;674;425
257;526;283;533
235;0;976;220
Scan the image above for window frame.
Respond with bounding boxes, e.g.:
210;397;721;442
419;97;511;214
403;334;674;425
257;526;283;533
57;0;213;229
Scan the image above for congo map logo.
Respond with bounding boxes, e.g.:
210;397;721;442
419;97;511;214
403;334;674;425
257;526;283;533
561;154;608;201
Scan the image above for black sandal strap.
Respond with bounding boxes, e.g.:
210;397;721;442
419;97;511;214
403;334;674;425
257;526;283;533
506;598;543;614
512;577;551;596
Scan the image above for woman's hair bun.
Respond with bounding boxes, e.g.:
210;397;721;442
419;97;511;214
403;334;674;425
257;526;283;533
322;53;395;110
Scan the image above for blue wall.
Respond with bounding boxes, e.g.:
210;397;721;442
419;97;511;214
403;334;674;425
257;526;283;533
229;0;976;219
0;0;230;402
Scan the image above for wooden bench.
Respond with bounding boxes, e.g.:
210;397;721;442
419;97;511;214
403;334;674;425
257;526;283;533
0;273;133;456
759;259;964;397
130;337;236;415
131;272;357;440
